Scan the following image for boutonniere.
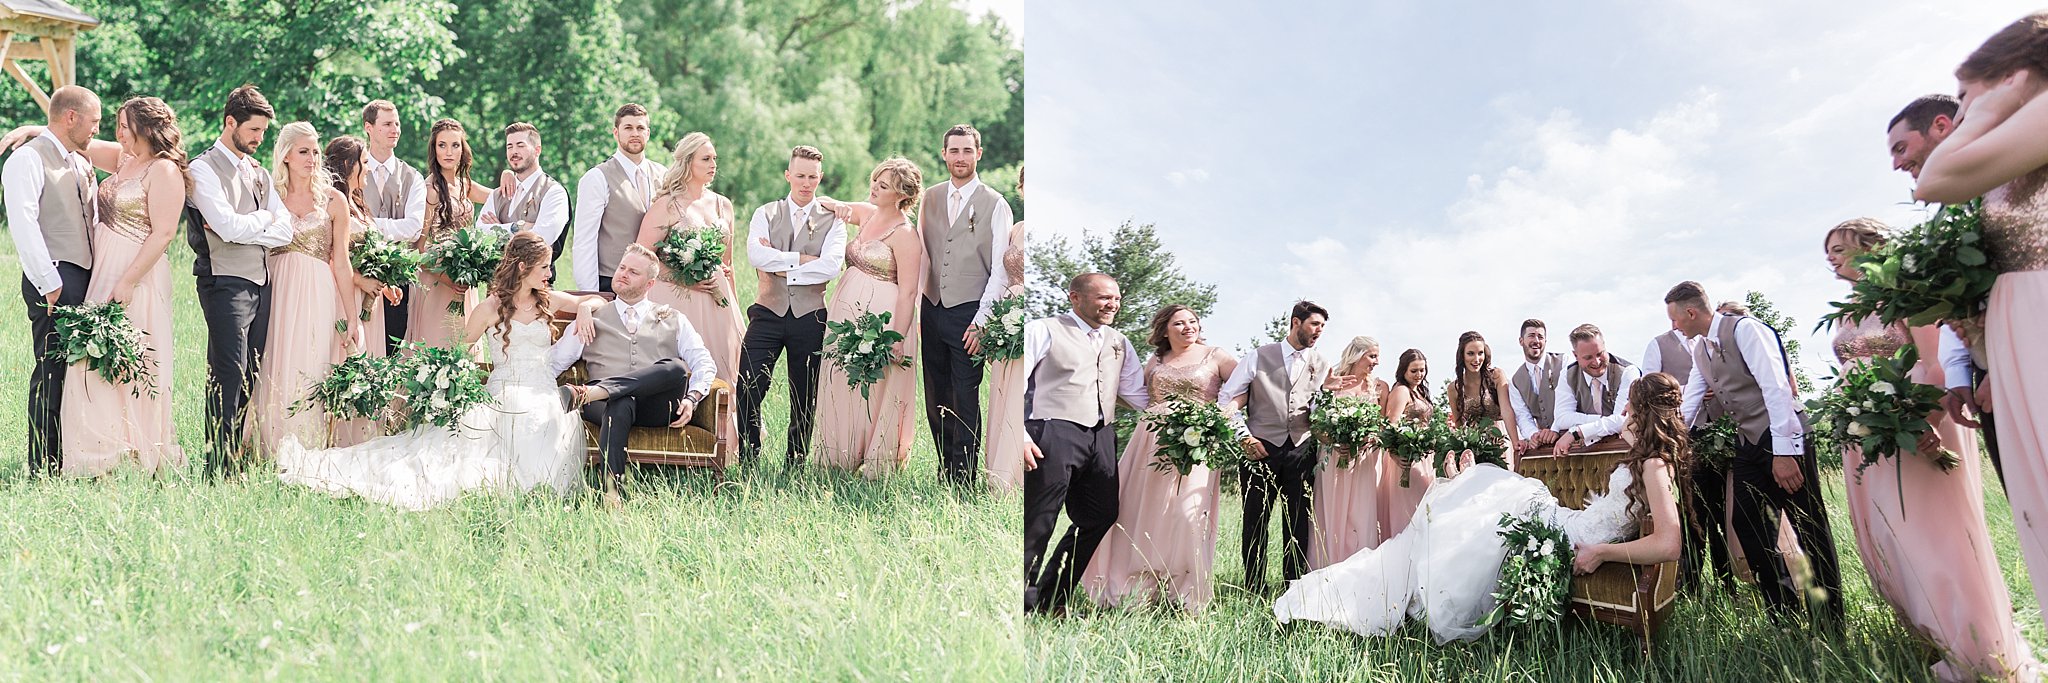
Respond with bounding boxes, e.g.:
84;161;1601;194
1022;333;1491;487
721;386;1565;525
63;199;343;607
967;205;978;231
652;307;674;322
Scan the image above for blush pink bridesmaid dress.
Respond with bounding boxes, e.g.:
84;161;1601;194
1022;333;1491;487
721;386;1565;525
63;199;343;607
1309;379;1387;570
1081;347;1227;611
1981;167;2048;677
248;206;345;457
811;225;921;477
60;176;184;476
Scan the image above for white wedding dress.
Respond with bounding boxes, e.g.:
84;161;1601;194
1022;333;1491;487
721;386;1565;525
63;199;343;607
1273;463;1639;643
276;319;585;511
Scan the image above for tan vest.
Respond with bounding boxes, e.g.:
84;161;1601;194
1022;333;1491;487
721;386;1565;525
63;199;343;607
919;181;1006;308
1566;354;1632;417
1656;332;1723;420
594;157;656;277
582;302;685;381
754;198;835;317
20;134;92;268
1247;343;1328;446
362;157;420;223
1026;316;1125;426
184;146;273;284
490;172;561;233
1692;315;1804;446
1510;352;1566;430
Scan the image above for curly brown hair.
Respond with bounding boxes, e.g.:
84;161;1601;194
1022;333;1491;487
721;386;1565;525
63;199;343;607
489;231;556;350
1147;304;1199;359
323;134;370;221
1622;371;1689;522
1449;331;1498;425
118;96;190;193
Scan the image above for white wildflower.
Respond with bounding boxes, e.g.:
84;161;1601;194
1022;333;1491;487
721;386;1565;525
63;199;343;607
1870;381;1897;396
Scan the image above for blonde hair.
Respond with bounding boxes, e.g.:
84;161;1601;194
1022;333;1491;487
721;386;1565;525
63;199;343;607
870;157;923;214
659;131;714;197
1824;217;1890;259
270;121;330;210
1336;336;1379;373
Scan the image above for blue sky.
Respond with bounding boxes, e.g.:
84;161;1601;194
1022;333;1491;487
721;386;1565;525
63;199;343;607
1025;0;2033;383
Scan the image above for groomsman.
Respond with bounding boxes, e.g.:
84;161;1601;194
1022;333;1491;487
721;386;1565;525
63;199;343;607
186;84;297;476
6;85;100;477
1220;300;1344;594
479;122;570;261
1885;94;2003;484
1019;273;1147;614
1666;281;1843;620
361;99;425;353
1508;319;1567;455
919;123;1018;486
1550;324;1641;454
737;146;846;466
1643;324;1739;589
573;103;666;293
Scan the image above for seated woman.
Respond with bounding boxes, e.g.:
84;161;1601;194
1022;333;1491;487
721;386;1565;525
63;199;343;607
1273;372;1686;644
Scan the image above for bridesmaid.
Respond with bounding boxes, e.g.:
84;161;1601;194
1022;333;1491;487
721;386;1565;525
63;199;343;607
1081;304;1236;611
1445;331;1519;469
60;97;187;476
811;158;927;476
1309;336;1390;570
406;118;497;350
247;122;355;456
636;131;743;450
984;167;1028;493
1824;219;2037;682
323;135;404;446
1379;349;1434;538
1916;11;2048;624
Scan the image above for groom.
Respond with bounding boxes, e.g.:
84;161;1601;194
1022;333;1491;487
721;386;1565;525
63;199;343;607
1020;273;1147;615
551;244;717;505
1220;300;1343;594
185;84;296;477
1667;281;1843;621
6;85;100;478
919;124;1018;487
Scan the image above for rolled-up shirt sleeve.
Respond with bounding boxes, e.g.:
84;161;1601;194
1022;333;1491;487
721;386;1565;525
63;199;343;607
1117;336;1148;411
1574;365;1640;442
675;316;717;397
970;198;1018;326
572;168;609;291
190;159;292;247
1734;318;1806;455
4;144;58;295
1938;325;1975;390
546;333;585;377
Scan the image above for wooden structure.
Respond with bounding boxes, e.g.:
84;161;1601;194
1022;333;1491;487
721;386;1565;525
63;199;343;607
1518;437;1679;652
0;1;96;113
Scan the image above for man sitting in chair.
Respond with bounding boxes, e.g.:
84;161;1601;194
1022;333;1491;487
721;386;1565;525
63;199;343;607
551;243;717;506
1552;324;1642;455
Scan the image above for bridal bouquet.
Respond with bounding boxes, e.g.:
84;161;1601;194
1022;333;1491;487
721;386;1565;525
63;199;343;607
1437;422;1511;477
1819;199;1993;330
1692;415;1742;472
1142;397;1246;477
1381;409;1455;487
654;225;728;306
1481;511;1575;630
972;295;1028;363
1308;390;1388;468
350;230;427;321
1806;345;1959;496
392;342;494;431
292;352;397;423
820;310;911;400
48;301;158;397
424;227;504;313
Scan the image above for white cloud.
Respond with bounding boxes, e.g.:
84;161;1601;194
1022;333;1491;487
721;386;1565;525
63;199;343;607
1165;169;1210;187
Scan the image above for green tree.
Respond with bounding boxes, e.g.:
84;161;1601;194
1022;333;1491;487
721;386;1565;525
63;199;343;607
1739;291;1815;396
1029;221;1220;357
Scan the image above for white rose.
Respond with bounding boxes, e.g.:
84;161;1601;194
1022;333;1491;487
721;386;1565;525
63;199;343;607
432;394;449;409
1902;254;1918;272
1846;421;1871;437
1182;426;1203;448
435;374;450;390
1525;538;1538;552
1862;400;1877;412
859;340;874;355
1539;539;1555;557
1846;406;1860;416
1003;309;1026;327
1870;381;1897;396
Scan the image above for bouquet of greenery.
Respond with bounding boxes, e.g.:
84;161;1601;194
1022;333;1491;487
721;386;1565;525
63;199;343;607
1437;422;1511;477
291;352;397;423
1692;415;1741;472
820;310;911;400
350;230;428;321
47;301;158;397
972;294;1029;363
1381;409;1455;487
391;342;494;431
424;227;504;313
1805;346;1959;510
1142;396;1246;477
1479;510;1575;630
1818;200;1993;331
654;225;728;306
1309;390;1389;468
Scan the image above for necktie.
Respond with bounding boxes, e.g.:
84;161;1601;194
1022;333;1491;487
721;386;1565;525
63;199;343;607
623;305;642;335
950;188;964;225
1289;351;1306;385
1591;378;1605;414
634;164;650;206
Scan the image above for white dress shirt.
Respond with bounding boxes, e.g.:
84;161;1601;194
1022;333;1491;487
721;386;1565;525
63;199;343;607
1019;312;1150;421
4;129;92;295
546;297;717;398
189;140;294;249
481;167;570;244
1217;342;1315;405
946;175;1019;327
746;196;848;287
1553;361;1642;442
1936;324;1980;390
572;151;665;291
1507;358;1547;437
365;149;427;241
1680;316;1805;455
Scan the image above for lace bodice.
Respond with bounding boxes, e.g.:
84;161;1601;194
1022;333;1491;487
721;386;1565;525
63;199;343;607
1455;376;1503;425
424;185;474;244
1830;315;1907;365
1146;348;1226;405
847;228;898;282
1544;465;1641;547
485;319;560;390
276;207;333;259
1400;388;1435;424
1982;169;2048;273
96;176;150;244
1002;224;1027;284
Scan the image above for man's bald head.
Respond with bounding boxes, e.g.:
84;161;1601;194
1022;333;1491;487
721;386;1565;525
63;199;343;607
1069;272;1116;295
46;86;101;151
1066;272;1122;328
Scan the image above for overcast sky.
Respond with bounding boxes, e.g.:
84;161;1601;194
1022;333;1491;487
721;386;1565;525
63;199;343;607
1024;0;2032;385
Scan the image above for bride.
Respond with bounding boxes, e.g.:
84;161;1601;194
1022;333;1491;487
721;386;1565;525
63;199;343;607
1274;372;1687;643
277;231;600;510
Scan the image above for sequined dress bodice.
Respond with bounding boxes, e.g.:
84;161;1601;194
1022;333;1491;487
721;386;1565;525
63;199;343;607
1002;225;1027;284
96;176;150;244
847;226;900;282
1830;315;1908;365
1982;169;2048;273
276;206;333;259
425;187;474;244
1145;348;1227;405
1401;389;1436;424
